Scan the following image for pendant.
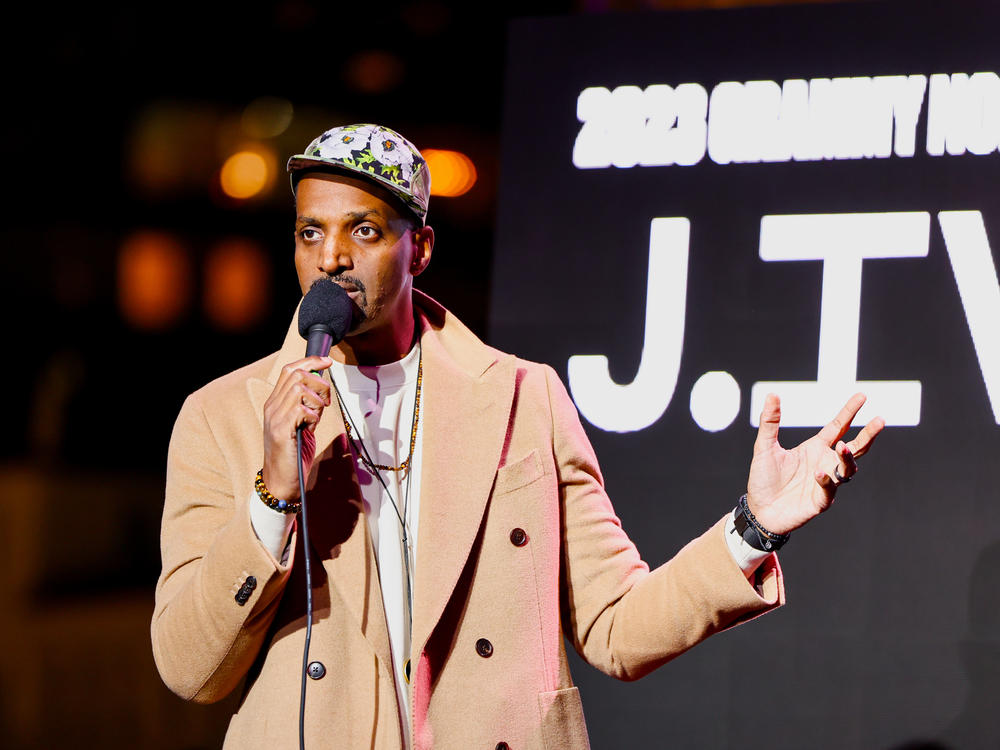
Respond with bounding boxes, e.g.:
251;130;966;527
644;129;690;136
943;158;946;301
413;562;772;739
404;658;411;684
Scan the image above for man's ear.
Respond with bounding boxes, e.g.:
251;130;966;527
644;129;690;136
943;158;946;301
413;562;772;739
410;225;435;276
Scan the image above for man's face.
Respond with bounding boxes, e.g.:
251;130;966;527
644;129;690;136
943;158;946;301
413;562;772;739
293;172;430;341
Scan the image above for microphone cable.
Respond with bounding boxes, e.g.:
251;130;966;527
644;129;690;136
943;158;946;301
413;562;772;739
292;279;354;749
297;426;313;750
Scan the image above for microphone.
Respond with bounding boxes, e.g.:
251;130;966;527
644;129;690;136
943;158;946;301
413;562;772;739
298;280;354;357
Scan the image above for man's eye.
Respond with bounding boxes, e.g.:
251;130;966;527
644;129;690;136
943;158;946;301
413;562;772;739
356;226;376;238
300;228;320;241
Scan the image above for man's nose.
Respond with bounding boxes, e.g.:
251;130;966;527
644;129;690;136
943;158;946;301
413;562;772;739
319;238;353;275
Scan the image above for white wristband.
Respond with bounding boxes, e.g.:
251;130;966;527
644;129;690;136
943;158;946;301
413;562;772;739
249;490;296;562
724;513;773;578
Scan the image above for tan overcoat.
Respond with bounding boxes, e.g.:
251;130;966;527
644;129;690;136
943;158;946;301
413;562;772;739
152;291;783;749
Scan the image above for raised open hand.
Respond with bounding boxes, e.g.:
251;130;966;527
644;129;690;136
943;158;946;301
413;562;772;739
746;392;885;536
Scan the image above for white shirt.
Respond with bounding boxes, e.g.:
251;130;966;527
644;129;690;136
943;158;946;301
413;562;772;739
329;344;423;747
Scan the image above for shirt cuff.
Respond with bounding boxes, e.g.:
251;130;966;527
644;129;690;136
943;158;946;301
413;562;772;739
724;512;774;579
248;490;296;564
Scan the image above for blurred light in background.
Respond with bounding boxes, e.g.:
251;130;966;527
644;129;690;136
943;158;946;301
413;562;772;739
203;238;271;331
241;96;294;139
423;148;477;197
220;146;277;199
117;231;192;329
128;103;220;196
344;50;406;94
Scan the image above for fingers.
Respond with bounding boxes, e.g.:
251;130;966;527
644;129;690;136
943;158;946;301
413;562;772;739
266;359;335;446
816;392;867;447
277;356;334;386
298;379;330;413
833;440;858;483
272;357;333;425
838;441;857;473
813;469;838;503
820;439;862;494
753;393;782;453
811;443;855;501
845;416;885;459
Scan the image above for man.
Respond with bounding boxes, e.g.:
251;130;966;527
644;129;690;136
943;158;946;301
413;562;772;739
152;123;883;749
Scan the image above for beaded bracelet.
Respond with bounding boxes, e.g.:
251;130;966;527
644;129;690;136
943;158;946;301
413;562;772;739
255;469;302;515
736;493;790;551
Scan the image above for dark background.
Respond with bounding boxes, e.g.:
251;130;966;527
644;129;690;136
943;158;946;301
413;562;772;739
3;0;996;748
493;3;999;749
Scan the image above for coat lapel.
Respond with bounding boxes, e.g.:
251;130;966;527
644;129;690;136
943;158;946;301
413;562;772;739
246;305;392;673
409;300;516;662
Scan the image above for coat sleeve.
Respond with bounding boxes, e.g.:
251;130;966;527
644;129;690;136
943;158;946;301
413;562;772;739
151;390;295;703
544;365;783;682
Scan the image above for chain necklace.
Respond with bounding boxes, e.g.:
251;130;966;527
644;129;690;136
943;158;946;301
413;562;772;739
333;350;422;474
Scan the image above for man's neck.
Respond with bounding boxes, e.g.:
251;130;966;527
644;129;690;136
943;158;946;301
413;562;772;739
331;315;418;366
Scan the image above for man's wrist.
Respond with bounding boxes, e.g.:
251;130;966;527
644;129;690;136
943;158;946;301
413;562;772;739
733;494;789;552
723;513;772;577
248;489;297;563
255;469;302;514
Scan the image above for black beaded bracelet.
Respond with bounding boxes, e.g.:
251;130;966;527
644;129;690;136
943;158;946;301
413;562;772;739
734;493;790;552
255;469;302;515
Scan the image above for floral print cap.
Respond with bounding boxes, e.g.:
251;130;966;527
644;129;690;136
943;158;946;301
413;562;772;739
287;123;430;224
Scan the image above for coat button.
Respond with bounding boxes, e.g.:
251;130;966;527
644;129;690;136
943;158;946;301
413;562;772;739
509;528;527;547
496;743;510;750
476;638;493;658
234;575;257;605
307;661;326;680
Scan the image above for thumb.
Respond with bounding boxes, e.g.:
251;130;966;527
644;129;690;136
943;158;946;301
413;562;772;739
754;393;781;453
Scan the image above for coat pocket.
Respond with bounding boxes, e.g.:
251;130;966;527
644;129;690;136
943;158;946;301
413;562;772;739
494;448;544;495
537;686;591;750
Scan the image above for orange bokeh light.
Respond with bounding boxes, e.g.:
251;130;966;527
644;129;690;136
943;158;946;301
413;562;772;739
423;149;477;197
220;150;271;199
118;231;192;329
203;238;271;331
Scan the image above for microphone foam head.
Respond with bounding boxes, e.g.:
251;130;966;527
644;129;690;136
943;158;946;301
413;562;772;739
298;280;354;342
